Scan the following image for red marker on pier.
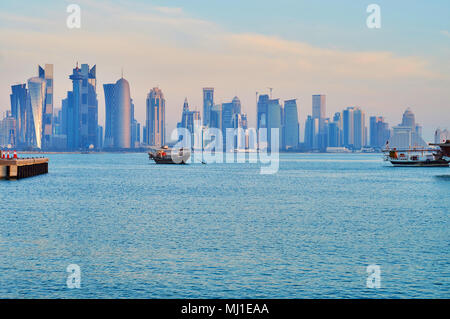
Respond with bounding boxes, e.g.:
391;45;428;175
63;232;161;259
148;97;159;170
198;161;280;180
13;151;17;159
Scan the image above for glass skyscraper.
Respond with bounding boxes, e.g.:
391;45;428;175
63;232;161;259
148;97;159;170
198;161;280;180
353;108;365;149
332;112;343;147
146;87;165;146
221;96;245;149
312;94;326;121
312;94;327;150
203;88;214;127
209;104;222;130
327;122;340;147
283;99;299;150
9;64;54;149
114;78;131;149
103;83;115;148
27;77;46;149
267;98;282;151
304;115;319;151
401;108;416;128
342;106;366;150
178;98;201;148
66;63;98;150
103;78;132;149
389;108;426;149
257;94;282;151
370;116;390;149
10;84;28;147
343;107;355;148
39;64;54;149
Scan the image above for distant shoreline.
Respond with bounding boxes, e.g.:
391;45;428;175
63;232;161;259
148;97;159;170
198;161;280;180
10;150;384;155
16;151;147;155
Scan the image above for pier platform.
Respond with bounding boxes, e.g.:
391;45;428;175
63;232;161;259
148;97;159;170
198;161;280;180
0;157;49;180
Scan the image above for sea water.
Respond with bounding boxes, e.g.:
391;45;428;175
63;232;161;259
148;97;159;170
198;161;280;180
0;153;448;298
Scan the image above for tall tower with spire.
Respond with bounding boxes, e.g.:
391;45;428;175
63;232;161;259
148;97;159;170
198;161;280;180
66;63;98;150
178;98;201;136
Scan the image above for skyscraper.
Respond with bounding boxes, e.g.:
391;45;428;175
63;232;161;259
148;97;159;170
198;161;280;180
312;94;326;121
221;96;243;149
312;94;326;150
327;122;340;147
103;83;115;148
267;98;282;151
178;98;201;149
27;77;46;149
257;94;269;132
401;108;415;128
39;64;54;149
353;108;366;149
283;99;299;150
332;112;343;146
203;88;214;127
257;94;282;150
146;87;165;146
179;98;201;135
0;111;16;147
67;63;98;150
130;99;139;148
10;84;28;147
304;115;319;151
103;78;132;149
114;78;131;149
221;101;234;140
343;107;355;147
210;104;222;130
389;108;426;148
9;65;54;149
343;106;366;150
369;116;390;149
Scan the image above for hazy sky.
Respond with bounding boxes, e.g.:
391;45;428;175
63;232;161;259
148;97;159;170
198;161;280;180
0;0;449;141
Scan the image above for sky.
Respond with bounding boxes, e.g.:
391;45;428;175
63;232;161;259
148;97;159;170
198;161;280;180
0;0;449;141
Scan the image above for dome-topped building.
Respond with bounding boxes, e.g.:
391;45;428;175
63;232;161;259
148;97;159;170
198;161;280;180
103;77;131;149
389;108;426;148
232;96;241;114
401;107;416;128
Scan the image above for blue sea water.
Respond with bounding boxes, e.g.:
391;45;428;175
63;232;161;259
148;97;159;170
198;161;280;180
0;153;448;298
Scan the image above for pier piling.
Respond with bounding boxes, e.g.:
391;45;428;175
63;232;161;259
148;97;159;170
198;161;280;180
0;157;49;180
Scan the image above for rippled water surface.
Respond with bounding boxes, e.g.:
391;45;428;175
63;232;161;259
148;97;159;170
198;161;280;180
0;153;449;298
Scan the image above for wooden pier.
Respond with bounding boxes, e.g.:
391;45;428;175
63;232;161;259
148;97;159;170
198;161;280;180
0;157;49;180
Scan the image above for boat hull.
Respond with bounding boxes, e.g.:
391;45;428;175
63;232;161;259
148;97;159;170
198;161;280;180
150;156;188;165
389;160;449;167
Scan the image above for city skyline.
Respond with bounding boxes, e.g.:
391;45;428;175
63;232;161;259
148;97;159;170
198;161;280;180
0;61;443;152
0;1;449;141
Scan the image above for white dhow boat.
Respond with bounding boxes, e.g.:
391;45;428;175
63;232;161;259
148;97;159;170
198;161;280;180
383;141;450;167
